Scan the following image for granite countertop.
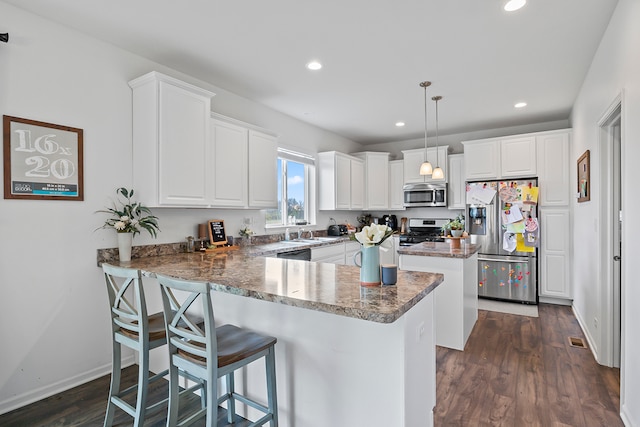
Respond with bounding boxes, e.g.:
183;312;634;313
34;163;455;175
398;241;480;259
108;251;443;324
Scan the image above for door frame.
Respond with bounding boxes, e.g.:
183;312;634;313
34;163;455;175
597;92;623;368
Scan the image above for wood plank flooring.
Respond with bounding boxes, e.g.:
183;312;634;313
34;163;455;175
435;303;623;426
0;304;622;426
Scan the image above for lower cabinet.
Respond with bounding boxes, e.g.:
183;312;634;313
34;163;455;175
312;244;346;264
539;208;572;300
344;241;361;266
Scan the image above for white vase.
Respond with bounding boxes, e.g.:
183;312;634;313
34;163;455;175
117;232;133;262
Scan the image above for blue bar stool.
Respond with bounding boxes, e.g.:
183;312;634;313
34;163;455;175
157;273;279;426
102;264;204;426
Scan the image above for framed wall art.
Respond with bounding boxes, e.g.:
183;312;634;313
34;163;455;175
577;149;590;203
3;115;84;200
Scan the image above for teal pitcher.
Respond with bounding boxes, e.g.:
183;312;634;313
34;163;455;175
353;245;381;287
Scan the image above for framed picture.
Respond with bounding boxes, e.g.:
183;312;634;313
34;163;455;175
577;150;590;203
208;219;227;246
3;115;84;200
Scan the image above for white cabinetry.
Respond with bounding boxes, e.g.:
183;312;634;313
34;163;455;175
312;244;346;264
344;241;360;266
210;119;247;207
500;136;537;178
447;154;465;209
318;152;365;210
402;146;448;183
462;140;500;181
539;208;571;299
129;71;215;207
209;114;278;208
537;131;570;206
353;152;390;210
248;130;278;208
388;160;405;210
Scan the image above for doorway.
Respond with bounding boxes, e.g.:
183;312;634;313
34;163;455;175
598;97;622;368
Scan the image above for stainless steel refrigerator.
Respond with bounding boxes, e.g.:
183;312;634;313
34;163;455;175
466;178;539;304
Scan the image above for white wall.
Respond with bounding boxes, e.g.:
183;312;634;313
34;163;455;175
570;0;639;425
0;2;364;413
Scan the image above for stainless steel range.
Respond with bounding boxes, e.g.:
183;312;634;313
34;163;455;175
399;218;448;246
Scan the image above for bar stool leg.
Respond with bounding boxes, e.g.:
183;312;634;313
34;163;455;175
133;347;150;427
226;373;236;423
103;341;121;427
266;348;278;426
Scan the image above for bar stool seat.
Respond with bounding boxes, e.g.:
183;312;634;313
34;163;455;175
157;274;279;427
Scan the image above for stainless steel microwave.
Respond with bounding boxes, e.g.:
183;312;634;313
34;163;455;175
403;183;447;207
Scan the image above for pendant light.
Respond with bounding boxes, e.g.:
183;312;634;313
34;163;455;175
419;81;433;176
431;95;445;180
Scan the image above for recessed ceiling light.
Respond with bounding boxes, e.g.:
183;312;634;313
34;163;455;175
515;102;527;108
395;122;405;127
504;0;526;12
306;61;322;71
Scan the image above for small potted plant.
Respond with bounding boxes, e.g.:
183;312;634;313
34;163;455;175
442;215;465;238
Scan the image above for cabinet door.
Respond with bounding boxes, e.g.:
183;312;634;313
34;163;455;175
537;132;570;206
344;241;361;266
389;160;405;210
210;119;248;207
539;208;571;299
130;72;214;207
363;153;389;210
335;155;352;210
403;149;426;184
463;140;500;180
447;154;465;209
500;137;537;178
248;130;278;208
350;159;365;209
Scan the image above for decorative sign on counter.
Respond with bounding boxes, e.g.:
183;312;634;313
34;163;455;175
3;115;84;200
208;219;227;246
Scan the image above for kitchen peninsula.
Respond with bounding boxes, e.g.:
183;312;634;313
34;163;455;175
399;241;479;351
104;249;443;427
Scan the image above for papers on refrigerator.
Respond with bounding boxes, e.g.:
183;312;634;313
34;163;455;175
466;185;497;205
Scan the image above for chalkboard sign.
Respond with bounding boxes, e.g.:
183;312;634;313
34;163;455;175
208;220;227;246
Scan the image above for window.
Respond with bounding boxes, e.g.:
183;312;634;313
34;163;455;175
265;148;315;227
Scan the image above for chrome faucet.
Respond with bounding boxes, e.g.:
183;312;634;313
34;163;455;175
309;229;314;239
298;227;305;239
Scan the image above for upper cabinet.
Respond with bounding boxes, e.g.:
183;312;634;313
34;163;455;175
462;140;500;180
447;154;465;210
210;113;278;209
500;136;537;178
129;71;277;209
402;146;449;184
388;160;405;210
318;151;365;210
129;71;215;207
352;152;390;210
536;131;570;206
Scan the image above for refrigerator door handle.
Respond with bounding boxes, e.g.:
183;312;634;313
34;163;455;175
478;256;532;263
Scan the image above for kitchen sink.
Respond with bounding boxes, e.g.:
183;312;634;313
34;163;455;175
295;237;341;243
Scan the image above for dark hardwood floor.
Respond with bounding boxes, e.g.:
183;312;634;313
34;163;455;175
435;303;623;427
0;304;622;426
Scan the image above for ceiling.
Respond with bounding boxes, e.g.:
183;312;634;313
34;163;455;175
4;0;619;145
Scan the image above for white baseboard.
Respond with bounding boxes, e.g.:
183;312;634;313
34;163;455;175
539;296;572;306
0;355;135;415
571;304;600;364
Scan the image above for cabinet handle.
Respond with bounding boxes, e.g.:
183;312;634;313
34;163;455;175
613;255;621;261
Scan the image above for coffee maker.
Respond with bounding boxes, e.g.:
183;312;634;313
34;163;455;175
381;214;398;231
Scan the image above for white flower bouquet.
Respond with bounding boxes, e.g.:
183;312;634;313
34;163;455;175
351;223;394;247
96;188;160;237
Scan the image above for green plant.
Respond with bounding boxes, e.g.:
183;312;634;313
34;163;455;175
96;188;160;237
442;214;465;232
